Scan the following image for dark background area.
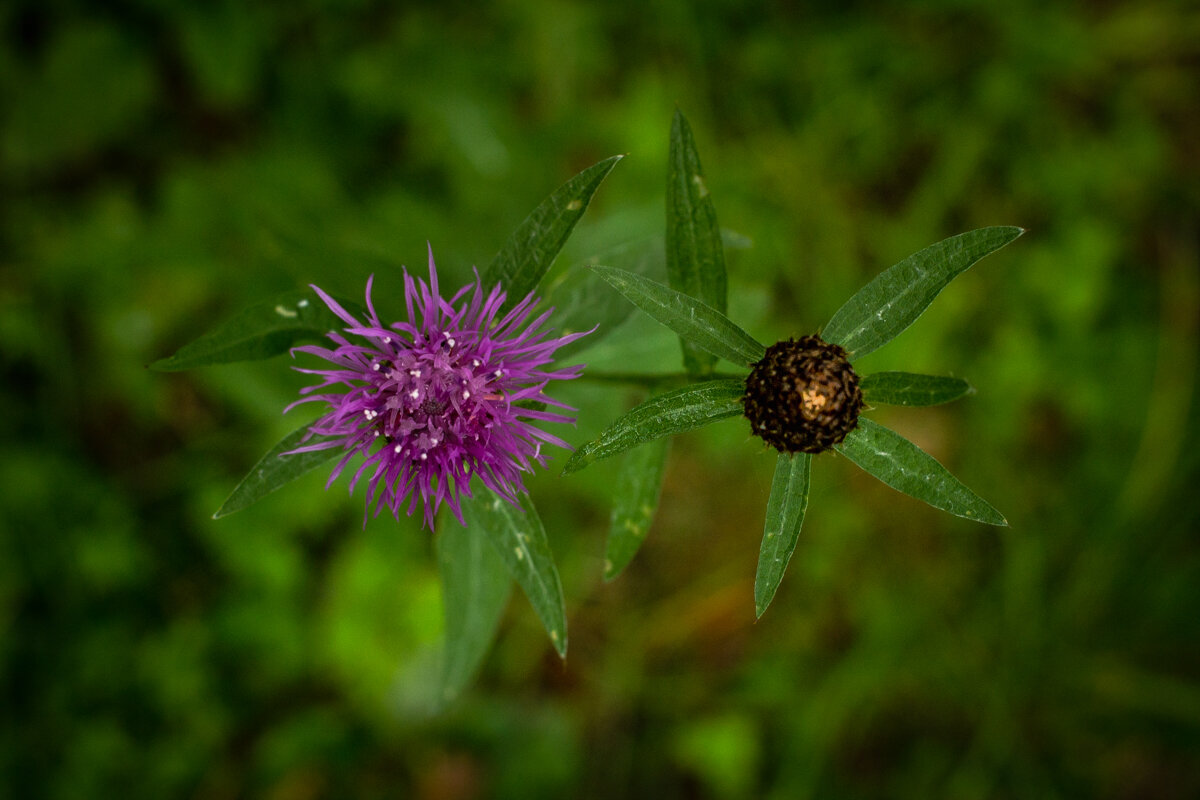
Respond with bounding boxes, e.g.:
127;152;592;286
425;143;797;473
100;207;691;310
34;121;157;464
2;1;1198;797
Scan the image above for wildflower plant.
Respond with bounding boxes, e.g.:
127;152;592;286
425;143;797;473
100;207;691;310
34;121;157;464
153;155;623;703
564;111;1022;617
154;109;1022;705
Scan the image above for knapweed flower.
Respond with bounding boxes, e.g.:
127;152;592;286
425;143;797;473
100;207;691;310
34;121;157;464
742;335;864;454
285;248;589;528
572;225;1021;615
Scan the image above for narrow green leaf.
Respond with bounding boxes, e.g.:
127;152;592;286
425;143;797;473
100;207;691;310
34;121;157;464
544;236;666;361
460;491;568;658
591;266;765;367
755;452;812;618
604;437;670;581
667;109;727;376
563;378;745;475
545;229;753;362
834;418;1007;525
435;518;512;708
483;155;623;307
861;371;974;407
823;227;1024;360
151;290;360;371
213;424;341;518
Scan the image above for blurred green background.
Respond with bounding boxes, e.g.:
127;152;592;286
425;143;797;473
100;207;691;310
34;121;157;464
3;0;1198;797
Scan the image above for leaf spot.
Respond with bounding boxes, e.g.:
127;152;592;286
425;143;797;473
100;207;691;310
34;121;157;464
514;547;525;560
692;174;709;198
275;305;298;318
566;198;583;211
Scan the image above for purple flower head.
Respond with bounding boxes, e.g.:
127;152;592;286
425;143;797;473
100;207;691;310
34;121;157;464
285;246;589;529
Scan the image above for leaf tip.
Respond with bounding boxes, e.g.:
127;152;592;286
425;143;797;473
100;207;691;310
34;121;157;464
550;630;568;659
561;452;589;476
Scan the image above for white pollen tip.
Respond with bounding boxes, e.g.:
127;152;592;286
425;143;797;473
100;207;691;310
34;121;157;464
394;444;402;453
382;337;391;343
297;299;309;308
472;359;481;367
372;363;380;370
430;438;439;446
420;453;427;460
462;390;470;399
410;389;419;398
447;338;455;347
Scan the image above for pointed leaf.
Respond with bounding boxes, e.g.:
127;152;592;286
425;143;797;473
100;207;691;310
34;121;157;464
861;372;974;406
667;109;727;376
546;229;753;362
151;290;362;370
484;155;623;307
460;491;568;657
544;236;666;361
834;418;1007;525
604;437;670;581
563;378;745;474
823;227;1024;360
590;266;766;367
436;518;512;708
213;424;341;518
754;452;813;618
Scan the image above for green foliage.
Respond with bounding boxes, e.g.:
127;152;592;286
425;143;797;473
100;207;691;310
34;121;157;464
666;109;727;376
860;371;974;406
563;379;746;474
213;424;340;518
150;291;364;371
823;227;1024;360
460;491;568;658
589;266;765;367
604;437;670;581
755;452;812;618
544;236;667;361
835;418;1007;526
436;513;512;706
483;155;623;309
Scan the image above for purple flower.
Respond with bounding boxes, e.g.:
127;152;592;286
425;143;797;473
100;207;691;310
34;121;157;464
285;247;589;529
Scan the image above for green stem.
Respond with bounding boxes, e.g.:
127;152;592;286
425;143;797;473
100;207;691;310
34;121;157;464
578;370;747;389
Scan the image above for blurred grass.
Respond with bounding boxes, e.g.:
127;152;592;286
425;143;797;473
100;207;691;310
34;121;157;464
2;0;1198;798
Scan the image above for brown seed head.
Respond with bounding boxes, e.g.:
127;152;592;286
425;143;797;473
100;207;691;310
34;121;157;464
743;335;864;453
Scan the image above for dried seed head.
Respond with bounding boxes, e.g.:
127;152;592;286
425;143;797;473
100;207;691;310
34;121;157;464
743;335;864;454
